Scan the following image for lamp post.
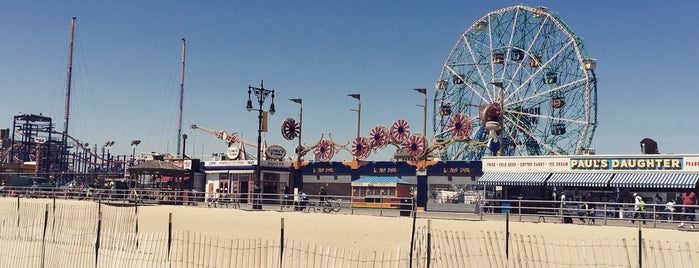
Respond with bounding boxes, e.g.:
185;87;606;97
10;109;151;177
413;88;429;211
181;134;187;191
130;139;141;167
348;94;361;159
104;141;115;174
290;98;302;189
247;80;276;210
414;88;427;139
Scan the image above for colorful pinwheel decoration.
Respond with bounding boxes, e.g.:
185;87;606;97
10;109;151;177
406;134;427;158
313;139;335;162
351;136;371;160
390;119;410;145
281;118;300;140
449;114;473;139
369;125;389;149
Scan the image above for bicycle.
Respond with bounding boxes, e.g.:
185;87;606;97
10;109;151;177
321;198;342;213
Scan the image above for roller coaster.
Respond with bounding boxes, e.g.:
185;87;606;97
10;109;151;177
0;113;128;178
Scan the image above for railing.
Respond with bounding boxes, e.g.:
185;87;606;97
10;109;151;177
0;186;416;218
3;185;695;228
479;198;697;228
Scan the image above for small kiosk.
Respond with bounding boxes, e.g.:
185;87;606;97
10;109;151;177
351;176;413;208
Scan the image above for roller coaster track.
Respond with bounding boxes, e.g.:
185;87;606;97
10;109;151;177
4;128;128;166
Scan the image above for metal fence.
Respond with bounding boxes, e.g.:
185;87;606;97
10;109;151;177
479;199;698;228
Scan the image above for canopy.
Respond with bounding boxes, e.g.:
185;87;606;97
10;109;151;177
609;173;699;189
547;173;613;188
477;173;550;186
351;176;412;187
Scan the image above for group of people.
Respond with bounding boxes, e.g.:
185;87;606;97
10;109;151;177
292;186;328;211
553;189;697;227
631;189;697;228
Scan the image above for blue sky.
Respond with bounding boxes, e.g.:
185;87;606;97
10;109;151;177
2;1;698;161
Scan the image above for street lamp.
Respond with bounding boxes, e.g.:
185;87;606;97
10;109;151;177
414;88;427;139
181;134;187;190
247;80;276;210
348;94;361;159
104;141;115;174
130;139;141;167
290;98;302;189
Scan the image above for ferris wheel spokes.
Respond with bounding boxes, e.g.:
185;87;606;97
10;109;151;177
446;65;491;104
461;31;497;101
506;77;586;107
502;115;561;155
504;40;575;103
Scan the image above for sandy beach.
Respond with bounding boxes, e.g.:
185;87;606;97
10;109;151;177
4;198;699;267
135;203;699;253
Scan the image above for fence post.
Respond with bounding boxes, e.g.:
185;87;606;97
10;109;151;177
603;203;608;225
135;203;139;249
16;195;20;227
41;204;48;268
380;198;384;216
95;211;102;268
51;195;56;229
427;219;431;268
168;213;172;258
518;200;522;222
638;221;642;268
409;196;417;268
506;212;510;264
279;218;284;268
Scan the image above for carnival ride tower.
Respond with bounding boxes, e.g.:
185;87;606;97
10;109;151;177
10;114;63;173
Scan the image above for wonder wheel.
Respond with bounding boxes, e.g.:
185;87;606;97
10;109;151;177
434;5;597;160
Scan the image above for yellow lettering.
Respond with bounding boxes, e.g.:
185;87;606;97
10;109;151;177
612;160;620;168
571;160;579;168
620;160;628;168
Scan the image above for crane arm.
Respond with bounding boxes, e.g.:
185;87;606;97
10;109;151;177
191;124;257;148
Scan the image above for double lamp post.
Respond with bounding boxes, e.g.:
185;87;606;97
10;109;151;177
247;80;275;210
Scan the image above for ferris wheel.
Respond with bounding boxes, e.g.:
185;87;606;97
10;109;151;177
434;5;598;160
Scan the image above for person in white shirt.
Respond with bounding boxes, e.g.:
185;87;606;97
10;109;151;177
632;193;646;224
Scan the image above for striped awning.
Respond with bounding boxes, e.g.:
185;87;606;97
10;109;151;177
547;173;613;188
609;173;699;189
477;173;550;186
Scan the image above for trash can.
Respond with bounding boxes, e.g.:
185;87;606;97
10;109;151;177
400;199;412;217
501;201;511;214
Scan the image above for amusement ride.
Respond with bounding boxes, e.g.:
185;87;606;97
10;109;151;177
280;5;598;164
1;5;598;183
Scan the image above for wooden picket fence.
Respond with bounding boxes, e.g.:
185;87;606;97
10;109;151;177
1;198;699;267
415;226;699;267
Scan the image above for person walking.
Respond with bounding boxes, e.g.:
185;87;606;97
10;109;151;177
678;189;697;229
631;193;646;225
319;186;328;202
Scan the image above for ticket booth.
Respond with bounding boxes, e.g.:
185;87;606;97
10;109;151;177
351;176;413;208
